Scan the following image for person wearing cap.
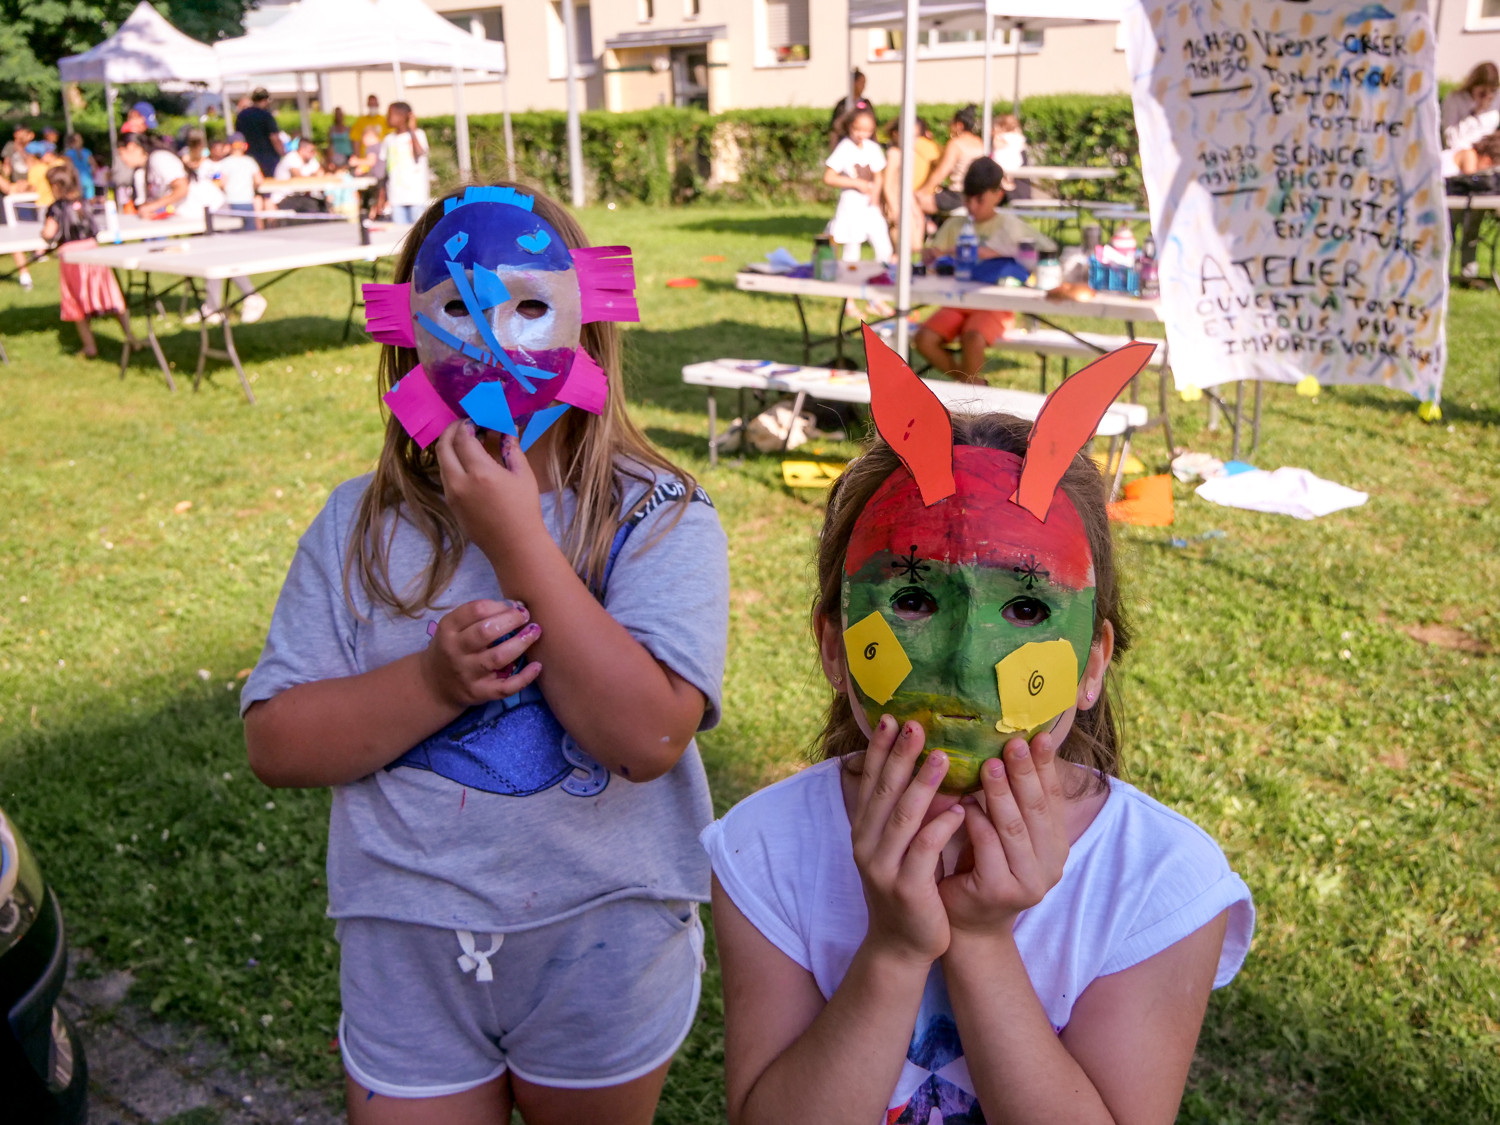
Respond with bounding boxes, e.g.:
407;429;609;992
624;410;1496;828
121;101;156;134
235;87;285;178
38;126;60;155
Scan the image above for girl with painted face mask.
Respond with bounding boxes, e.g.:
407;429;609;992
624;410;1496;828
243;184;729;1125
704;330;1254;1125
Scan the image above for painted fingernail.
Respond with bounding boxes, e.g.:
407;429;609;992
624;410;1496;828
877;714;893;731
925;751;947;775
524;623;541;636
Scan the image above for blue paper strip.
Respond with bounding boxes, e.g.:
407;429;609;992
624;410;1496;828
520;403;570;451
461;382;518;436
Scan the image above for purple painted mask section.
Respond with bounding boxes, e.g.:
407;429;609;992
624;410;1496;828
426;347;576;424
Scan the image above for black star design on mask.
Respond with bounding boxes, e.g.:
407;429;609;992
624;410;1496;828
1013;555;1049;589
892;545;931;581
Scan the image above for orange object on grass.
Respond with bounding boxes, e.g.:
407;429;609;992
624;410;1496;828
666;277;699;288
702;255;726;263
1107;474;1174;526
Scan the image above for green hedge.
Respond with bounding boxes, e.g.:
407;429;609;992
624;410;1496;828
15;95;1143;208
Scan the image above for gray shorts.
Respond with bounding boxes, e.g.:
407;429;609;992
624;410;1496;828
337;898;705;1097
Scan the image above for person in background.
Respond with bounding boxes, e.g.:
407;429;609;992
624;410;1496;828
1442;62;1498;152
352;94;387;159
825;106;895;320
0;141;65;289
883;116;942;255
917;104;986;215
272;136;326;212
915;158;1055;384
1445;133;1500;283
217;132;264;221
3;124;35;182
180;129;208;177
62;133;97;199
38;126;60;155
828;68;874;146
378;102;430;223
328;107;354;168
196;136;231;185
991;112;1029;198
121;101;156;135
42;161;135;359
235;87;285;178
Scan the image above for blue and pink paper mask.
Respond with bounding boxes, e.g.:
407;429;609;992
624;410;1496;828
363;185;637;449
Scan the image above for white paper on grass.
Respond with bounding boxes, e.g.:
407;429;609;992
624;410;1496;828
1195;467;1368;520
1123;0;1449;403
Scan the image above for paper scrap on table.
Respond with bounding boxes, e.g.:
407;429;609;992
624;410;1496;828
843;611;912;705
766;247;800;270
1195;468;1368;520
995;640;1078;735
781;461;846;489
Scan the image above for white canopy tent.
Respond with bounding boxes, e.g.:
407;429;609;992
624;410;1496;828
57;1;223;164
213;0;511;180
847;0;1125;357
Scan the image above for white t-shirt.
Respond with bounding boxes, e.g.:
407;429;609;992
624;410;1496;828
379;130;431;207
217;154;260;205
702;757;1254;1123
825;137;887;245
274;151;322;180
992;131;1027;175
144;149;187;204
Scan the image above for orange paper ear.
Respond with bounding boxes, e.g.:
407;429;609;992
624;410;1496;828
1013;341;1157;521
861;324;955;506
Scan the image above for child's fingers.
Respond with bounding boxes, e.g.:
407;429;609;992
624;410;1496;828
868;749;949;878
895;803;965;891
853;714;899;824
476;622;541;672
452;603;530;653
855;721;926;854
471;658;543;701
1030;730;1068;806
441;599;512;637
1003;736;1054;843
982;750;1038;876
433;420;467;483
961;790;1006;877
450;420;493;477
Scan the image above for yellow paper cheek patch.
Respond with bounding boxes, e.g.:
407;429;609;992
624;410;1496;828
843;611;913;705
995;639;1079;734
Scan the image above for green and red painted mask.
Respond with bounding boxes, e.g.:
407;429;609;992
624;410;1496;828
842;326;1155;792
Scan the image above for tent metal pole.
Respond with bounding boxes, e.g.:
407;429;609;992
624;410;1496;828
105;80;118;165
982;14;994;150
452;51;472;180
392;61;406;97
1012;22;1023;125
295;71;311;139
502;70;516;181
62;87;73;141
894;0;919;362
561;0;585;207
221;87;234;127
356;70;364;107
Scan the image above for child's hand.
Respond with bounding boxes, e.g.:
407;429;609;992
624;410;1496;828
435;422;545;566
851;718;967;966
419;598;542;709
939;731;1070;936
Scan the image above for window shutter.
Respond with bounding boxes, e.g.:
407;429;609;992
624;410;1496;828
765;0;808;49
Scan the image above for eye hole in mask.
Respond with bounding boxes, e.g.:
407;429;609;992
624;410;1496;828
443;299;468;318
516;299;549;320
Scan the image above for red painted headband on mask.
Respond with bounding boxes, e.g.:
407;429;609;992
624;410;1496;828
848;325;1156;578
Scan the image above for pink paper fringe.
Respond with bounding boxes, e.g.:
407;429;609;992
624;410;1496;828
383;364;459;448
573;246;639;324
555;349;610;415
363;282;416;348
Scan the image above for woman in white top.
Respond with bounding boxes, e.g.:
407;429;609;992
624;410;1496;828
703;405;1254;1125
379;102;431;224
1441;62;1499;152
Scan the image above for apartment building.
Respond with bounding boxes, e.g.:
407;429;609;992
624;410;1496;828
316;0;1132;122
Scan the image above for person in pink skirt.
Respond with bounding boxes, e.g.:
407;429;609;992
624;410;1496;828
42;162;135;358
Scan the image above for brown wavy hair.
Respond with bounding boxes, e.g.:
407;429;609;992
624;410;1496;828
345;182;694;615
811;413;1131;779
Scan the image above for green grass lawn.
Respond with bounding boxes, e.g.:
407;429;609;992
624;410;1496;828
1;202;1498;1123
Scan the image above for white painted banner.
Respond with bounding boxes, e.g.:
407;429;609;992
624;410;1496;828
1124;0;1449;404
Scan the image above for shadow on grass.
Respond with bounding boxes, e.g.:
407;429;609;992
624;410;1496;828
676;214;827;240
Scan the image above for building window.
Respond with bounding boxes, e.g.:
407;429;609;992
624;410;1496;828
639;0;653;20
867;25;1042;62
1467;0;1500;28
548;2;596;78
685;0;701;15
760;0;809;65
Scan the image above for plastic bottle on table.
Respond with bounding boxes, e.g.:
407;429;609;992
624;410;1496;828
812;234;837;282
955;217;979;281
1016;239;1039;283
1138;236;1160;300
103;196;121;244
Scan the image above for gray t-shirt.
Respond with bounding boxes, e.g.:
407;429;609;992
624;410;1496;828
242;466;729;932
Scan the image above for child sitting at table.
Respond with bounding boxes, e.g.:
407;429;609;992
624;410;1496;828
915;157;1054;385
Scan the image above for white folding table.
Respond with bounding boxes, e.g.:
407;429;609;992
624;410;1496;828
1446;193;1500;287
62;220;412;402
682;358;1151;494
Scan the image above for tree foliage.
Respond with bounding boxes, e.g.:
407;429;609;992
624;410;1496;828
0;0;255;114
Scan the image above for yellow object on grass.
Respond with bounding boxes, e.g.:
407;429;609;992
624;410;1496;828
843;611;912;705
782;461;847;489
995;639;1079;735
1179;385;1204;402
1296;375;1321;398
1418;401;1442;422
1089;450;1146;477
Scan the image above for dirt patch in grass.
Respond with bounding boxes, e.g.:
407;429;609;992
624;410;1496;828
1404;624;1494;654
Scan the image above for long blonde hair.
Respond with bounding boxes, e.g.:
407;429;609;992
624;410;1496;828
346;182;694;615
